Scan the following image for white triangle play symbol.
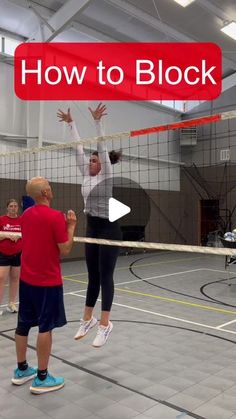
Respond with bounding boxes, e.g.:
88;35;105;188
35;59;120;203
109;198;131;222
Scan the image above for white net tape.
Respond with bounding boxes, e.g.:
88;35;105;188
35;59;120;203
1;232;236;257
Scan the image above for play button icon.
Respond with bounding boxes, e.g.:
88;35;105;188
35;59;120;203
109;198;131;222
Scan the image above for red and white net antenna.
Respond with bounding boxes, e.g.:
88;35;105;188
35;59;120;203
130;110;236;137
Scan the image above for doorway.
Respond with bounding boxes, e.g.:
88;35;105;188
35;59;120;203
200;199;219;246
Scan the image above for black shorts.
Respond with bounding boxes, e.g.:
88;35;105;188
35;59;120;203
0;252;21;267
17;280;67;333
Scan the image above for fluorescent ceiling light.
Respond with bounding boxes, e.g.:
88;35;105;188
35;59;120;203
173;0;195;7
221;21;236;41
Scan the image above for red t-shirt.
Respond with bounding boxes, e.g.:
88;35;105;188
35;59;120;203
20;205;68;286
0;215;22;255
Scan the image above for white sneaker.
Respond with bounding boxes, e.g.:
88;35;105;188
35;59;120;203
7;303;18;313
74;316;97;340
92;321;113;348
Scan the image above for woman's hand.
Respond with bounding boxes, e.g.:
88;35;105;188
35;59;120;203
89;103;107;121
57;108;73;123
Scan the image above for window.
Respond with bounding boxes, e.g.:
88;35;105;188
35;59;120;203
0;34;22;56
153;100;185;112
153;100;205;113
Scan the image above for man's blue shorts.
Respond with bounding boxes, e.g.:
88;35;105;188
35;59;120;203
17;280;67;333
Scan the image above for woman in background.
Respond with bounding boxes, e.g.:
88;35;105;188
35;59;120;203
0;199;22;315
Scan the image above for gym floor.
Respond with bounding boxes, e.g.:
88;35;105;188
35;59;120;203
1;251;236;419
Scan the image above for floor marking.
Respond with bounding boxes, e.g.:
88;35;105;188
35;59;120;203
128;256;204;270
0;303;9;308
62;256;204;279
62;267;236;315
63;276;87;284
63;268;203;286
204;268;231;274
62;266;232;313
216;319;236;328
63;270;203;296
62;264;136;279
63;272;87;277
69;293;236;336
65;288;88;294
118;268;204;285
63;266;229;286
114;287;236;315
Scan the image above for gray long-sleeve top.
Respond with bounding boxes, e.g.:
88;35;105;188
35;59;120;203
69;120;112;219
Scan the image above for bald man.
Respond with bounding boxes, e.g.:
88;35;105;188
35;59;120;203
12;177;77;394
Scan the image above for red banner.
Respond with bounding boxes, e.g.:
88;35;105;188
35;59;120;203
14;42;221;101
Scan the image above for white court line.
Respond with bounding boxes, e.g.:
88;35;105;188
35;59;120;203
204;268;233;274
0;269;202;309
64;266;234;301
216;319;236;329
62;268;204;293
46;266;236;299
113;268;204;286
68;292;236;336
63;267;229;293
0;303;9;308
63;289;87;295
0;267;230;307
113;267;235;287
69;288;87;293
63;267;236;336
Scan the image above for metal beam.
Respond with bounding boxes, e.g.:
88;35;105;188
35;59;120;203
222;72;236;93
5;0;55;17
105;0;195;41
69;22;119;42
197;0;233;23
31;0;93;42
105;0;236;71
3;0;236;72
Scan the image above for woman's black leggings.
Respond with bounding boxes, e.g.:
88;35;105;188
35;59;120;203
85;215;122;311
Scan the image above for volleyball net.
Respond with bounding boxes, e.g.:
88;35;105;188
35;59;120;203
1;109;236;257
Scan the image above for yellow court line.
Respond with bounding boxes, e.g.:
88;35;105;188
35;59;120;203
63;256;203;279
64;272;89;278
126;256;204;270
115;287;236;315
63;276;87;284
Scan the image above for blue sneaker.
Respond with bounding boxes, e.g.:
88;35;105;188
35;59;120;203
30;373;65;394
12;366;37;385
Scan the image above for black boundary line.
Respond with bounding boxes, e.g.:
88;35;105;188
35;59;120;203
129;254;236;308
129;255;217;303
2;320;236;344
2;322;228;419
1;320;236;419
200;278;236;308
1;254;234;419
